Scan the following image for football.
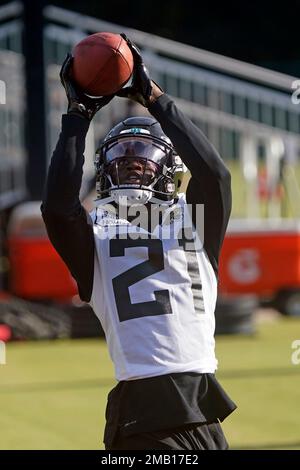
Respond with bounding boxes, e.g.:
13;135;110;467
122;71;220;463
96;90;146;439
71;32;134;96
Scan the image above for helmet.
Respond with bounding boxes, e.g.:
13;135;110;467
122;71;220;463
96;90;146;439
95;116;185;206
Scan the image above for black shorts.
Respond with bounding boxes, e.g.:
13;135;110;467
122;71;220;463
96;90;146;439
106;421;229;450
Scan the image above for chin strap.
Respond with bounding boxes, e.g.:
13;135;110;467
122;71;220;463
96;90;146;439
110;188;152;206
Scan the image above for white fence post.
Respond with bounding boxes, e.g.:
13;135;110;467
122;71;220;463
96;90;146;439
0;340;6;365
0;78;5;103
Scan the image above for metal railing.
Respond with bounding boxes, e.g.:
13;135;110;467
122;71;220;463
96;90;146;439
43;7;300;144
0;2;299;217
42;7;300;218
44;5;296;92
0;2;24;209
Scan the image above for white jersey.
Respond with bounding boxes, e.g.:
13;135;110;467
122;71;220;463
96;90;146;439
89;193;218;381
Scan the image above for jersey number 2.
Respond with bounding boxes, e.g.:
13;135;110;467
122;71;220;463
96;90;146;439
110;238;173;322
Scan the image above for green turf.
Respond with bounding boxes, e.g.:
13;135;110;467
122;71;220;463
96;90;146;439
0;315;299;450
216;316;300;450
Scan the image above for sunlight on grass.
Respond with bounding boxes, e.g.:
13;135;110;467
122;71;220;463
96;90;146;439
1;316;299;449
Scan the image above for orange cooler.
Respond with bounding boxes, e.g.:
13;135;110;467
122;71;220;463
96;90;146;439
7;202;77;301
219;220;300;297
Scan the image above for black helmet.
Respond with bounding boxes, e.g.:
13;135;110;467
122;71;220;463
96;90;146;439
95;116;185;205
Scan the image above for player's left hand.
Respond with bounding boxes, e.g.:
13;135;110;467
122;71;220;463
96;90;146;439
116;33;164;107
60;54;115;121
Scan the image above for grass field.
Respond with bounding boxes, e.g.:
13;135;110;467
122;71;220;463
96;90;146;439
0;313;299;450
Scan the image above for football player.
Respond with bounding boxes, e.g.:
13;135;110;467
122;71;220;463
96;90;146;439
42;34;236;450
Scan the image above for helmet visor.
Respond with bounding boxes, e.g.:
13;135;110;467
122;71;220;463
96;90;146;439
103;137;170;166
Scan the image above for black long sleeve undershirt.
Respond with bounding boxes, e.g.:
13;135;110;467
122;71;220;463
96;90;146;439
42;94;231;302
41;114;94;301
149;94;231;275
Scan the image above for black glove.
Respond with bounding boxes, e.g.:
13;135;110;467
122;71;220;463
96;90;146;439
60;53;115;121
116;33;163;107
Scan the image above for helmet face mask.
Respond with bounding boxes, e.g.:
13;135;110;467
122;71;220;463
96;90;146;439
107;156;160;187
95;117;185;206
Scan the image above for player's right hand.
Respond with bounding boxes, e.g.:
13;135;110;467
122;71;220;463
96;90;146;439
60;54;115;121
116;33;164;107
